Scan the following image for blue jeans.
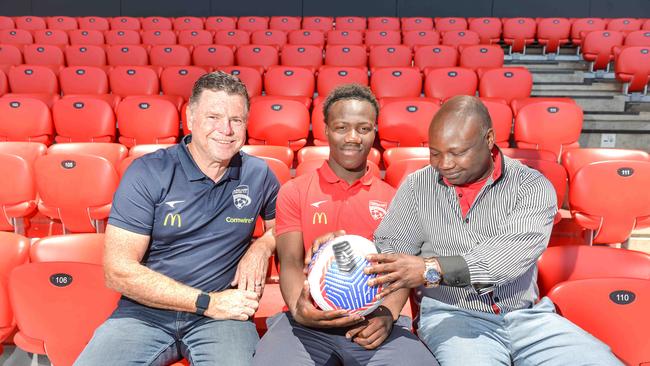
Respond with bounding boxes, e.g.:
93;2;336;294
418;296;623;366
74;304;259;366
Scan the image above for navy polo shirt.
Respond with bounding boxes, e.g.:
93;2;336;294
108;135;279;309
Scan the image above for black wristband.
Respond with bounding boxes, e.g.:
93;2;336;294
195;292;210;316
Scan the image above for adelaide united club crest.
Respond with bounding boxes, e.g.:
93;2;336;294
368;200;387;221
232;185;252;209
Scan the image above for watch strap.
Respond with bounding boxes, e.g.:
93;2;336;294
195;292;210;316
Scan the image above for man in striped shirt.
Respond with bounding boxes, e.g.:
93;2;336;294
365;96;621;365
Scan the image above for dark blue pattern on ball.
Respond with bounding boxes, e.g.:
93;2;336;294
320;258;380;311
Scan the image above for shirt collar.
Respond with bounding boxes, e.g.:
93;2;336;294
179;135;242;182
318;160;375;186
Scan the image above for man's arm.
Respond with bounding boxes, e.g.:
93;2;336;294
232;219;276;296
104;224;259;320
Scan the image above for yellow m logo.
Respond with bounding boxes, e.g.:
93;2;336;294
163;213;182;227
312;212;328;225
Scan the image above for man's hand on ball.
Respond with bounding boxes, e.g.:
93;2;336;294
303;230;346;273
292;280;365;328
345;305;394;350
365;253;426;298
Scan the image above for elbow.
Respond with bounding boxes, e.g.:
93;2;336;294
103;259;133;293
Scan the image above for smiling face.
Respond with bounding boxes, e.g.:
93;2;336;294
428;98;495;186
325;99;376;180
186;89;248;167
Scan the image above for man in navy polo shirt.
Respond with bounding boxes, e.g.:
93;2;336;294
75;72;280;366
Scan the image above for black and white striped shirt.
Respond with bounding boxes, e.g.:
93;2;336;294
374;155;557;314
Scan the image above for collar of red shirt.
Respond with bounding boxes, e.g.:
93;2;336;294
440;146;505;188
318;160;374;186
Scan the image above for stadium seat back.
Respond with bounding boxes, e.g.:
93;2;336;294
67;29;104;45
109;16;140;30
109;66;160;97
141;29;177;46
302;17;333;32
468;17;502;44
382;147;429;168
378;99;440;148
280;45;323;71
237;16;269;32
537;18;571;53
23;44;65;66
235;45;279;71
15;16;46;31
149;45;192;67
104;29;141;45
52;98;116;143
251;29;287;48
324;45;367;67
0;44;23;67
141;16;173;31
241;145;294;168
160;66;208;101
287;29;325;46
414;45;458;71
33;29;69;46
582;30;625;70
401;17;434;32
214;30;251;48
561;148;650;181
370;67;422;99
424;67;477;100
192;45;235;68
77;17;110;31
368;17;400;31
47;142;127;168
269;16;301;31
173;16;204;31
59;66;109;95
502;18;537;53
614;46;650;93
106;44;148;66
0;97;53;144
0;29;34;48
177;30;213;47
0;154;37;231
316;66;368;97
64;45;107;67
365;30;401;47
8;65;59;94
326;30;364;45
205;16;236;31
247;99;309;151
116;97;179;147
0;232;29;342
402;30;440;49
369;45;412;68
217;66;263;97
334;17;366;31
435;17;468;33
384;158;430;188
480;98;512;147
30;233;105;264
479;67;532;103
264;66;315;98
459;44;504;70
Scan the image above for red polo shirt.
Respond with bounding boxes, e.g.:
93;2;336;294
276;161;396;250
443;147;503;218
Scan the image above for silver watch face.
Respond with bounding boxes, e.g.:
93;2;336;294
425;267;441;284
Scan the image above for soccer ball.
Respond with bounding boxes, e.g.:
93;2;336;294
307;235;383;316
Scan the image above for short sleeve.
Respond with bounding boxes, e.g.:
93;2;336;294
108;158;161;235
260;165;280;221
274;180;302;236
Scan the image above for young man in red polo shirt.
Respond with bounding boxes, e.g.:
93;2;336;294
252;84;437;365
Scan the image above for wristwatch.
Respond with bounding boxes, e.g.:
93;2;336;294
195;292;210;316
423;257;442;288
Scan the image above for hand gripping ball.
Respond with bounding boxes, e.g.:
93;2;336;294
307;235;383;316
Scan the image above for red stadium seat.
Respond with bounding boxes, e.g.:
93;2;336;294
280;45;323;72
326;30;364;45
64;45;107;67
382;147;428;168
458;44;504;70
160;66;208;101
52;97;115;142
214;30;251;49
537;18;571;54
23;44;64;67
269;16;301;31
615;46;650;94
368;17;400;31
235;45;279;71
192;45;234;68
237;16;269;32
106;44;149;66
538;245;650;297
0;44;24;68
424;67;477;101
364;30;401;47
47;143;126;182
480;98;512;147
0;97;53;144
109;16;140;31
254;284;287;336
502;18;536;53
516;158;567;223
217;66;263;97
302;17;333;32
547;278;650;365
0;232;29;345
287;29;325;46
414;45;458;72
369;45;412;68
478;67;532;104
241;145;294;168
582;30;624;71
500;147;557;161
316;65;368;97
141;29;177;46
297;145;381;166
644;19;650;31
109;66;159;97
510;97;576;116
116;97;179;147
384;158;429;188
0;29;34;49
334;16;366;31
623;30;650;46
251;30;287;48
9;262;120;365
514;101;583;160
0;141;46;164
570;18;606;46
561;148;650;181
324;45;367;67
77;16;109;31
468;17;502;44
263;65;315;101
30;233;105;264
14;16;46;31
103;29;141;45
259;157;292;184
441;30;480;48
177;30;214;46
378;98;440;148
0;154;39;232
149;45;192;67
435;17;468;33
370;67;422;99
402;30;440;49
141;16;173;31
401;17;434;32
32;29;69;47
47;16;77;31
606;18;642;34
67;29;104;45
0;70;6;95
0;16;14;30
173;16;203;31
247;99;309;151
35;153;119;232
59;66;109;96
205;16;237;31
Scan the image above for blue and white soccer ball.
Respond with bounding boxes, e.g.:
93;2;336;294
307;235;383;316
